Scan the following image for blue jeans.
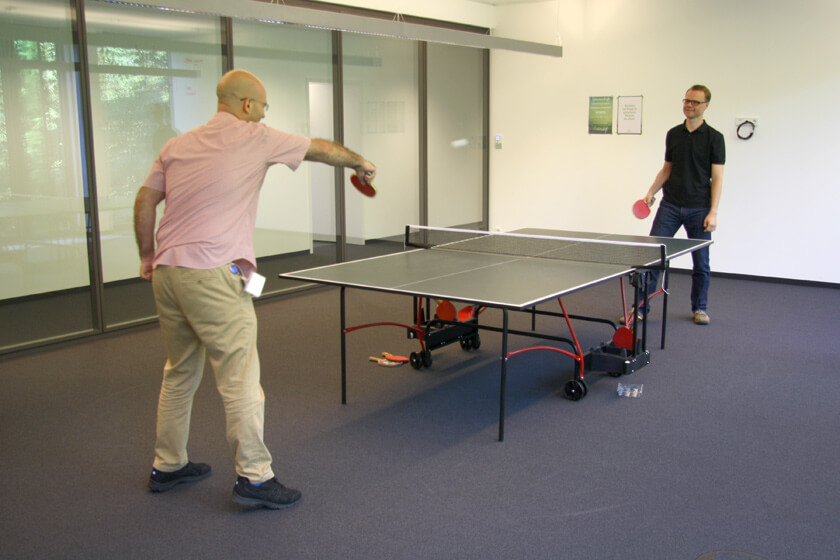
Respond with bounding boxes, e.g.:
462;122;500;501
645;200;712;312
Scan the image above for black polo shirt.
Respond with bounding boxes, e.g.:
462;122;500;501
663;121;725;207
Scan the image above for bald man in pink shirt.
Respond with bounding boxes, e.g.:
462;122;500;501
134;69;376;510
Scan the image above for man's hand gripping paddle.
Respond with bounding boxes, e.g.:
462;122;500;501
351;173;377;198
633;196;655;219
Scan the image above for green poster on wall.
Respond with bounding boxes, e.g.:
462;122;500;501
588;96;613;134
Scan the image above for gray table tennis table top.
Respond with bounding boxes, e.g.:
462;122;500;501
280;228;711;310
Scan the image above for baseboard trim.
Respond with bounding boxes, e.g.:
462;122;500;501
670;267;839;290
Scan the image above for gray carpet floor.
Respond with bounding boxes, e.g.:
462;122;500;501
1;273;838;560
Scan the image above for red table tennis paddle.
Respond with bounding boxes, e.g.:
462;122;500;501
369;356;403;367
457;305;485;322
612;326;635;350
435;300;456;321
632;197;654;219
351;173;376;198
382;352;409;363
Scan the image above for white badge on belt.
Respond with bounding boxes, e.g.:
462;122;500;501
230;264;265;298
244;272;265;297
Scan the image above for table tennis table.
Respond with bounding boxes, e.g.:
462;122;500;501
280;226;711;441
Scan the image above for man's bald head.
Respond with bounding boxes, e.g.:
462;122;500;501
217;70;268;122
217;70;264;100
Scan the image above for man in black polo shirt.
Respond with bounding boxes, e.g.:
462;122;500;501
639;85;725;325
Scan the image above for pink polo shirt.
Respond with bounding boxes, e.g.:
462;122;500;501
143;111;311;278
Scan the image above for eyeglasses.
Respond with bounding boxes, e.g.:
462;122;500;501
241;97;269;112
682;98;707;107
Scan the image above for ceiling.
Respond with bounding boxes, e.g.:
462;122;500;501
471;0;543;4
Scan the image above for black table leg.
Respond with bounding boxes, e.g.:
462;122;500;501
498;309;509;442
340;286;347;404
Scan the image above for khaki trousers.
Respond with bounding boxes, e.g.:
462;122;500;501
152;264;274;483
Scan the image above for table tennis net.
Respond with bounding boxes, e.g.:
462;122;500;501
405;226;666;268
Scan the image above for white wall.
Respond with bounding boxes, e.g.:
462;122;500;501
489;0;840;283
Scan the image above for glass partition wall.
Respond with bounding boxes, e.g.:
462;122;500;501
0;0;487;354
0;0;93;348
341;33;420;258
427;43;487;230
84;1;224;327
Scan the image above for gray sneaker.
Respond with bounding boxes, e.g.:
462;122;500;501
232;476;301;509
693;310;710;325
